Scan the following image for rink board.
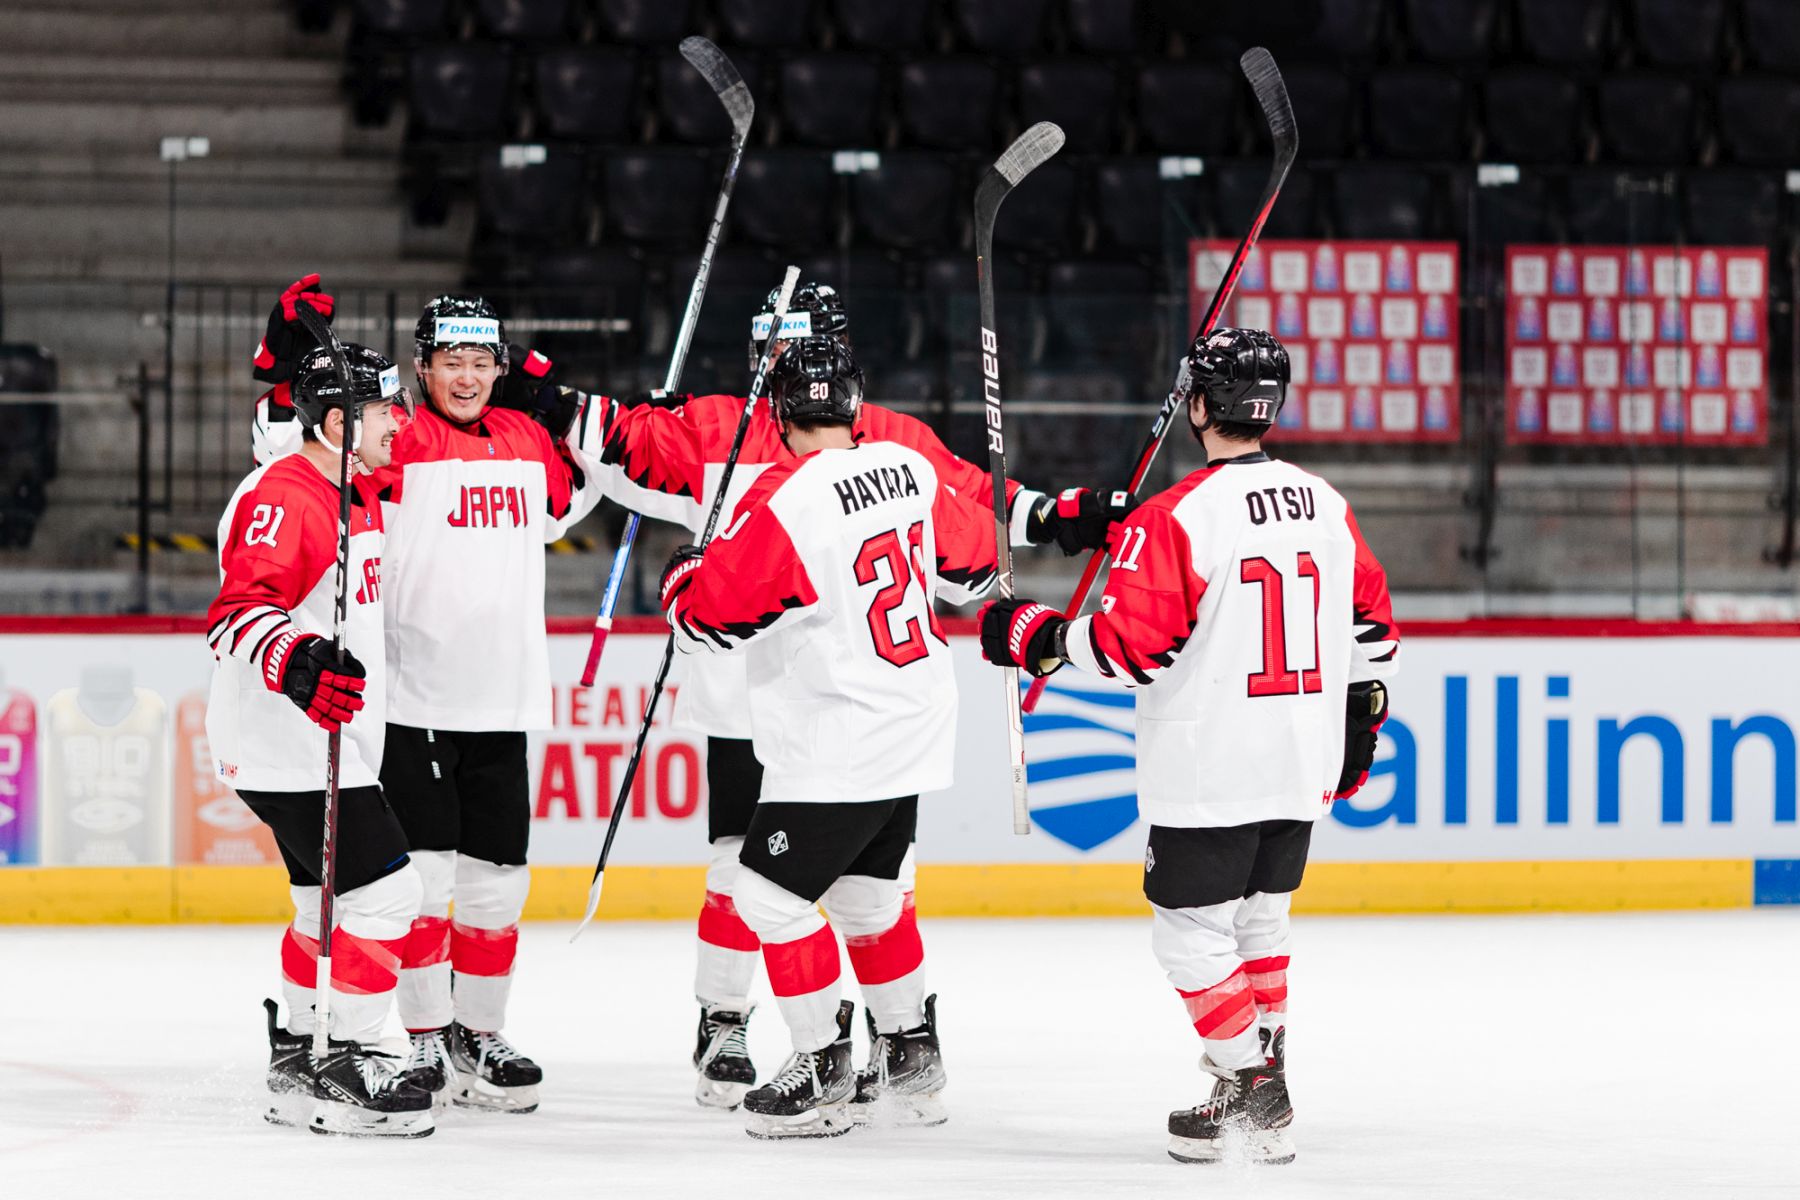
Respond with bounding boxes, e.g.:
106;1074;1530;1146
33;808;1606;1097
1;618;1797;920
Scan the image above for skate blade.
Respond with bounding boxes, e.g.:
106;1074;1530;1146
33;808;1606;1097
695;1074;752;1111
849;1091;947;1127
264;1090;312;1129
309;1101;436;1139
451;1080;539;1115
1168;1126;1294;1166
744;1101;855;1140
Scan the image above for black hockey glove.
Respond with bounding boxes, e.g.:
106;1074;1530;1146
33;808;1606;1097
252;274;335;385
978;597;1066;678
266;630;366;732
1025;488;1139;556
1333;680;1389;800
492;345;584;438
627;388;691;410
659;544;705;613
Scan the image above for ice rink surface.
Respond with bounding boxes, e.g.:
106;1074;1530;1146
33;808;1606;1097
5;911;1798;1200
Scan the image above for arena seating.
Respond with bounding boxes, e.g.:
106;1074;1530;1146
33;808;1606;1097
0;345;59;550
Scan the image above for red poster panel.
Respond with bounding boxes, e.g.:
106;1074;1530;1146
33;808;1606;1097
1503;245;1768;446
1190;238;1462;442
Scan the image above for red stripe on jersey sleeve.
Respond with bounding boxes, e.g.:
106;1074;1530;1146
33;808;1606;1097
670;459;819;650
206;462;328;644
929;475;999;603
860;404;1025;513
1083;480;1210;686
1345;504;1399;667
594;392;760;503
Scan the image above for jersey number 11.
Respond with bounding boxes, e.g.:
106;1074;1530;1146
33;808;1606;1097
1240;552;1323;698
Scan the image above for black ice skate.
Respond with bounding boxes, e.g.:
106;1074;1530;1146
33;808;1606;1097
693;1003;757;1110
448;1021;542;1114
262;998;317;1129
309;1042;436;1139
851;993;947;1127
742;1000;857;1140
401;1027;456;1110
1167;1050;1293;1165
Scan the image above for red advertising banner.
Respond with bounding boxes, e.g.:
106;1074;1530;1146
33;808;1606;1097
1191;238;1462;442
1503;245;1769;446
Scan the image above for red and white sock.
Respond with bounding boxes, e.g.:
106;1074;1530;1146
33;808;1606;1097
838;890;925;1034
1177;966;1263;1069
398;850;455;1032
695;837;760;1010
761;923;842;1052
450;857;528;1033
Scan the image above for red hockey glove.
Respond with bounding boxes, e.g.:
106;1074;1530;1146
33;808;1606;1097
978;597;1066;677
1025;488;1139;556
1332;681;1389;799
265;630;366;732
659;544;705;613
252;274;335;385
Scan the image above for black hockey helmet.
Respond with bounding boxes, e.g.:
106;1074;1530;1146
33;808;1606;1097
1187;327;1290;431
748;281;849;372
414;295;510;374
768;336;863;427
292;343;411;429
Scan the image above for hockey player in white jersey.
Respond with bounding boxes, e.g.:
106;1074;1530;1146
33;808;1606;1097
979;328;1399;1165
205;344;434;1138
659;337;998;1139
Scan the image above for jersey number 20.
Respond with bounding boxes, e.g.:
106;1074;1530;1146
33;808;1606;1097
855;522;945;668
1240;552;1323;697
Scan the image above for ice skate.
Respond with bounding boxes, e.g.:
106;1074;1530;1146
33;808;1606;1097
693;1004;756;1110
851;993;946;1127
401;1027;457;1111
262;998;316;1129
448;1022;542;1114
309;1043;435;1139
742;1000;857;1140
1166;1052;1293;1165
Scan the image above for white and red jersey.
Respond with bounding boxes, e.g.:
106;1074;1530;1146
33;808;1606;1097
1062;452;1398;829
667;441;998;803
570;392;1038;738
205;454;388;792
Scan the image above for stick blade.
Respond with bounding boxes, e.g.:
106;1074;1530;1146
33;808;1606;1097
1239;48;1296;156
993;121;1065;187
679;36;753;135
567;873;604;943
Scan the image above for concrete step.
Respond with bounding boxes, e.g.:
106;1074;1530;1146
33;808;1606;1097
0;200;416;268
2;7;328;58
0;98;359;156
0;53;341;105
0;153;400;209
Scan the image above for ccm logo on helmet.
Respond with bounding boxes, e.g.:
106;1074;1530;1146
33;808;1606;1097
434;317;501;344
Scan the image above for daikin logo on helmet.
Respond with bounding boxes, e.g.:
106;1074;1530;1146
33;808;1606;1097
750;312;812;341
434;317;501;345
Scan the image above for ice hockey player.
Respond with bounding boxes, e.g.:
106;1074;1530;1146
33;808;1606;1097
244;278;603;1114
976;328;1398;1165
658;336;998;1139
204;344;434;1138
567;281;1134;1110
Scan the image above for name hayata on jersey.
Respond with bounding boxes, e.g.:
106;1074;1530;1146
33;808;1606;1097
447;484;531;528
831;462;922;515
1021;677;1141;852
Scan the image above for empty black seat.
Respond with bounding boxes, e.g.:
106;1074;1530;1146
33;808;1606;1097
1331;164;1436;239
1716;76;1800;168
1742;0;1800;73
731;151;838;250
1017;60;1119;155
1566;169;1680;243
1683;171;1781;246
716;0;814;48
657;51;764;145
1402;0;1497;61
951;0;1052;54
832;0;932;50
1367;67;1465;161
992;160;1080;257
1596;74;1695;164
851;153;960;252
525;247;647;371
1135;62;1240;156
897;59;1000;151
780;54;884;148
1450;169;1560;244
1482;68;1584;165
603;150;712;244
1273;64;1356;160
1093;157;1198;258
1629;0;1724;68
534;47;639;143
1311;0;1387;59
476;149;588;243
1213;160;1317;239
593;0;696;44
791;251;912;361
1064;0;1143;53
352;0;450;39
407;45;512;140
1045;259;1158;362
1516;0;1611;66
473;0;572;41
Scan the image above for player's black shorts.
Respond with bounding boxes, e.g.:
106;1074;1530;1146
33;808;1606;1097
738;796;917;904
380;724;531;866
1142;819;1313;910
238;785;411;893
706;736;764;843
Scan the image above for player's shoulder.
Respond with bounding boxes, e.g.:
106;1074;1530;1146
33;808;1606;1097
857;403;932;445
739;451;809;508
481;405;556;454
236;454;330;514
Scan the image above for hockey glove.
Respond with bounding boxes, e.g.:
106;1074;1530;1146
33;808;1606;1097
492;345;584;437
629;388;690;410
1025;488;1139;556
252;274;335;385
659;544;705;613
265;630;366;732
1333;680;1389;800
978;597;1066;678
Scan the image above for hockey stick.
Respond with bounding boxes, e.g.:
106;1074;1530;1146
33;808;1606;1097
571;266;801;942
1021;47;1295;715
292;302;356;1058
974;121;1066;836
580;36;754;688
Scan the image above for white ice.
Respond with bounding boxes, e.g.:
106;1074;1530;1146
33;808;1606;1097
5;912;1799;1200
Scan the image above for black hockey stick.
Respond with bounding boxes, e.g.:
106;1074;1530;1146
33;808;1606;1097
974;121;1066;835
1022;47;1295;714
291;302;357;1058
571;266;801;941
581;35;755;688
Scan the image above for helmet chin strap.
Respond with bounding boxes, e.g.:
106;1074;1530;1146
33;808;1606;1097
315;411;362;457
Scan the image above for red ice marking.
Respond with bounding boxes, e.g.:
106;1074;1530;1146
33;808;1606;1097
1178;967;1257;1039
450;921;519;977
1;1061;140;1154
762;923;842;998
843;897;924;986
402;915;451;969
280;925;320;988
697;891;761;952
